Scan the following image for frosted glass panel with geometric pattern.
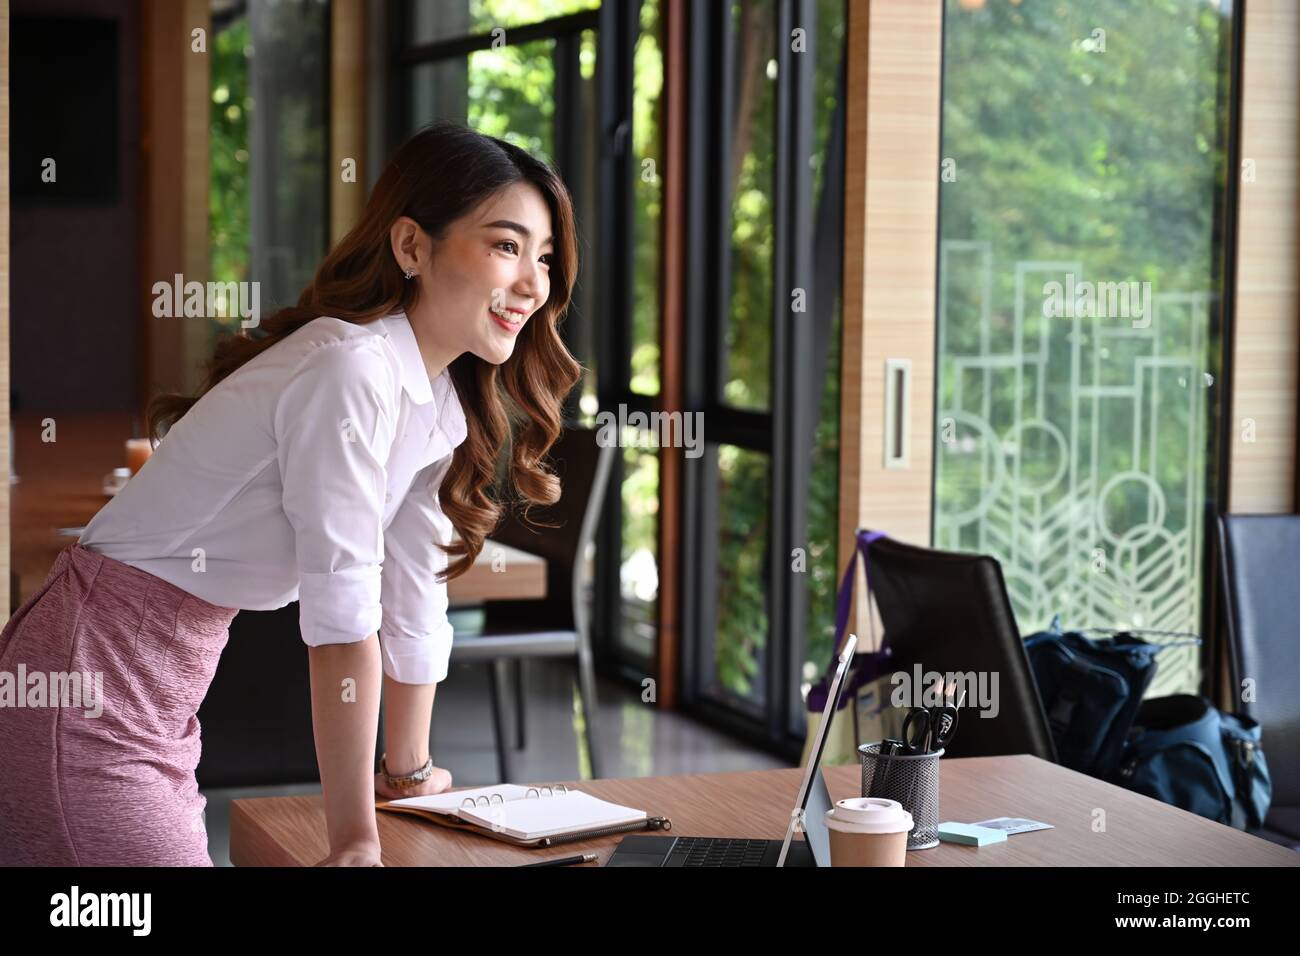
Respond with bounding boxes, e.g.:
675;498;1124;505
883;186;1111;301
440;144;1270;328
934;0;1234;697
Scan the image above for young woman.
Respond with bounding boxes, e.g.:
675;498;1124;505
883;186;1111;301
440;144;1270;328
0;122;582;867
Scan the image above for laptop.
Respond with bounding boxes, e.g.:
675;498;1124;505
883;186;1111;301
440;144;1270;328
605;633;859;867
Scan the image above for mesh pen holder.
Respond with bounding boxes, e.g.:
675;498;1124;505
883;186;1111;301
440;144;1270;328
858;742;941;850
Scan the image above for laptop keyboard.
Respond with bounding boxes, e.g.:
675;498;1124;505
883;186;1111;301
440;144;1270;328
666;837;772;867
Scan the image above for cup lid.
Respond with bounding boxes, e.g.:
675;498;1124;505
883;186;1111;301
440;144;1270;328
824;797;914;835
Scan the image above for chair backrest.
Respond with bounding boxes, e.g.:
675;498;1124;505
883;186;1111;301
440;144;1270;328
481;426;615;633
1218;513;1300;811
865;536;1057;762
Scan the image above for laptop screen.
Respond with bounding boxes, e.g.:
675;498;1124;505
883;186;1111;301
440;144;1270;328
778;633;858;867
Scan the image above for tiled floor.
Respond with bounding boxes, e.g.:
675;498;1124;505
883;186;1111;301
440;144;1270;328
201;658;785;866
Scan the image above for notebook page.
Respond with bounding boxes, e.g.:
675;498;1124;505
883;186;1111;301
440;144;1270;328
457;790;646;840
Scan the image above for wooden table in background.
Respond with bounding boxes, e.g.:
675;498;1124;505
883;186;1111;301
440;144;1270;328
229;755;1300;866
9;412;545;609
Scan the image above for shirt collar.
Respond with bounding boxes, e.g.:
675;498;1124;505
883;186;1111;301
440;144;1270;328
375;312;469;453
377;311;434;405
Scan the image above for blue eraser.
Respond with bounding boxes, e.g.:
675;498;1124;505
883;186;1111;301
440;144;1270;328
937;822;1007;846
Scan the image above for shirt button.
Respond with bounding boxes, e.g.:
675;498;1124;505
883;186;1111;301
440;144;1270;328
385;492;392;502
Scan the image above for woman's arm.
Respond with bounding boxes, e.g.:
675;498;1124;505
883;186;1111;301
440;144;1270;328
374;454;457;797
308;632;383;859
382;675;435;773
375;676;454;798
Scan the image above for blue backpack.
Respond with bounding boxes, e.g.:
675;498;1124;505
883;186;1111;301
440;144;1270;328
1024;620;1272;829
1022;620;1162;776
1115;694;1271;831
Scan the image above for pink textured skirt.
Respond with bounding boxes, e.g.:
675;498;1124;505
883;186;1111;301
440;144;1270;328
0;542;239;866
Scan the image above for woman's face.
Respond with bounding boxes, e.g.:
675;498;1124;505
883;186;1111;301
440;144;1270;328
409;180;554;368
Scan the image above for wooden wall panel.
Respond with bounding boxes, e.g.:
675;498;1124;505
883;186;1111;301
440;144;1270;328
837;0;943;647
1228;0;1299;514
330;0;368;245
141;0;210;399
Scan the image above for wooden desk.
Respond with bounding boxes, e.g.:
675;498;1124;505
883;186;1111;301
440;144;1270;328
229;755;1299;866
9;412;546;607
448;541;546;606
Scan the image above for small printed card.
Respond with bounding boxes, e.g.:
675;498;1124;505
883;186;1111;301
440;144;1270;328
972;817;1054;835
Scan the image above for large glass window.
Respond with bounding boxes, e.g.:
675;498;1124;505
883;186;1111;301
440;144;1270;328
396;0;602;415
683;0;847;750
209;7;251;330
629;0;664;399
709;444;774;707
395;0;664;676
392;1;847;747
616;0;665;661
722;0;776;412
798;0;847;710
209;0;330;340
934;0;1236;696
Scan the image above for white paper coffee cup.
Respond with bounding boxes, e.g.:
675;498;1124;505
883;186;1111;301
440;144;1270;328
824;797;913;866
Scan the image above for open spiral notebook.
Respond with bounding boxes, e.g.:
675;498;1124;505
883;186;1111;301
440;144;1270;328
376;783;672;847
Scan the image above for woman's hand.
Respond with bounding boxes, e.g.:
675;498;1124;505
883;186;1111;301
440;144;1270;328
314;838;383;867
373;765;454;802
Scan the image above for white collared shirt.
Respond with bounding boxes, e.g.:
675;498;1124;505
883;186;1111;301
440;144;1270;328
78;311;467;684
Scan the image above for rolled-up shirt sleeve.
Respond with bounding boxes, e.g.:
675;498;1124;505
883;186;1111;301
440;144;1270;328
273;340;398;650
379;456;456;684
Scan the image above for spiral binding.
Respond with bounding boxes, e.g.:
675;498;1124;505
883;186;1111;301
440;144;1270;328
458;784;571;809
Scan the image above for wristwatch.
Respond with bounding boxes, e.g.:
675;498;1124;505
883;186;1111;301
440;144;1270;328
380;753;435;790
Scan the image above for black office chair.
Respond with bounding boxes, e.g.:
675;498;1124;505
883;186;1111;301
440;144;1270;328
450;427;615;783
1217;513;1300;847
864;535;1057;762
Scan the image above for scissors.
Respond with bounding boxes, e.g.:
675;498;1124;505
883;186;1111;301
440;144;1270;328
900;686;966;754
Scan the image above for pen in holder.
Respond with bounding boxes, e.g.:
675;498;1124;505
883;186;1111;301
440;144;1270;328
858;742;941;850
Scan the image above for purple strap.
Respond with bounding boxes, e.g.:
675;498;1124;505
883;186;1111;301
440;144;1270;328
807;529;890;713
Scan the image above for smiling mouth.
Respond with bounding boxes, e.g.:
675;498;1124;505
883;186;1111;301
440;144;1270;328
489;306;526;334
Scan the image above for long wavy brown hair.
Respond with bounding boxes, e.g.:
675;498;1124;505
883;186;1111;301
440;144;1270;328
147;121;583;582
